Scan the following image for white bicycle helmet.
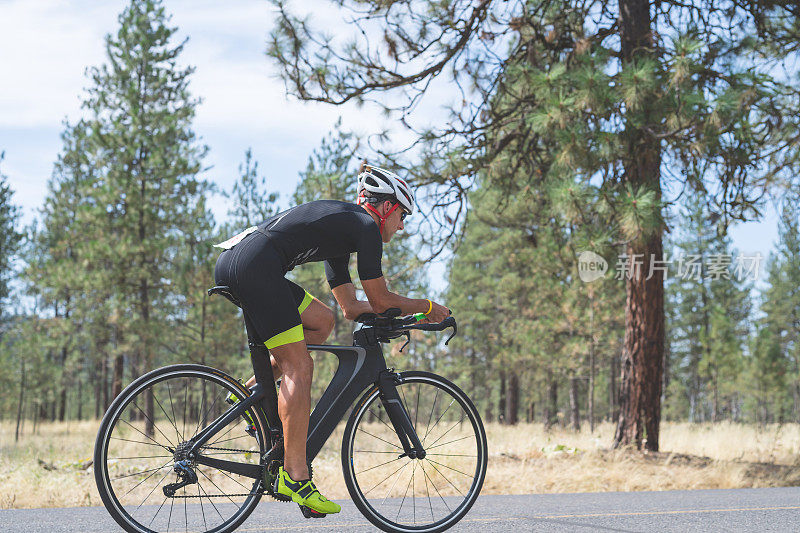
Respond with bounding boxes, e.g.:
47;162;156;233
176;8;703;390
357;165;415;215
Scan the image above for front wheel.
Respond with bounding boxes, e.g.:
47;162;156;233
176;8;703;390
342;371;488;533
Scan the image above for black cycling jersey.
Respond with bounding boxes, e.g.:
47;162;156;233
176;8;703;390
213;200;384;349
257;200;383;288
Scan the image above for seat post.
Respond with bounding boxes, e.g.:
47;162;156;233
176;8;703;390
243;313;281;433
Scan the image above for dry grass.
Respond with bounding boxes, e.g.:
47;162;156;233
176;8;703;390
3;419;800;509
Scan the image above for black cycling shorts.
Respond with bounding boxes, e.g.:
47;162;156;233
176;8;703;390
214;231;313;349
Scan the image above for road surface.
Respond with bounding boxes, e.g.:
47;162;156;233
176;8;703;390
2;488;800;532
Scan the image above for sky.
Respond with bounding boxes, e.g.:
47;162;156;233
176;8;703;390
0;0;784;292
0;0;385;224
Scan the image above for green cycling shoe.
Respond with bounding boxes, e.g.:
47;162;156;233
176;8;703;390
275;467;341;516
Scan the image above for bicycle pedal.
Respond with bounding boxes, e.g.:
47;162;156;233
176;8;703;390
271;477;290;501
299;505;326;519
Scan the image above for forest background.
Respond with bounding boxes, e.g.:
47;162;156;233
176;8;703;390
2;0;800;490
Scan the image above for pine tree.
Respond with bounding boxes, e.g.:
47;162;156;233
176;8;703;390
0;153;22;322
760;196;800;420
267;0;798;450
228;148;280;229
41;0;211;433
664;195;752;422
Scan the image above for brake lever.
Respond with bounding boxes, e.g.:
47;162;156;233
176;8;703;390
444;317;458;345
399;331;411;352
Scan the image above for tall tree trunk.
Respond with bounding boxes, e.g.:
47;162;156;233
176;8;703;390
58;345;68;422
469;349;477;399
112;353;124;401
94;360;102;419
570;377;581;431
77;377;83;421
609;350;618;422
484;383;493;423
505;372;519;425
712;374;719;423
613;0;665;451
589;291;596;432
15;358;25;442
544;370;558;430
498;370;507;425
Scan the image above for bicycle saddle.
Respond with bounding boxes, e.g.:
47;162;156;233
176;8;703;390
207;285;242;308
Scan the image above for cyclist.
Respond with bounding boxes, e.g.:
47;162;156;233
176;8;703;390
213;164;450;516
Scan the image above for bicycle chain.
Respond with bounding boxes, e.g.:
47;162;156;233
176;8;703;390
199;446;258;454
165;448;290;501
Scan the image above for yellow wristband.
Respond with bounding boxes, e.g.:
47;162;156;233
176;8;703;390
425;299;433;315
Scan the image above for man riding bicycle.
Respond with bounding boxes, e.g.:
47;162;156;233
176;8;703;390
213;164;450;516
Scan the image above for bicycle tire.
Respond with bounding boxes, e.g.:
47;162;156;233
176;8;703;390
94;364;268;533
341;371;488;533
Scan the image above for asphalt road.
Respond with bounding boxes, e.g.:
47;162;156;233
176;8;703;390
3;488;800;532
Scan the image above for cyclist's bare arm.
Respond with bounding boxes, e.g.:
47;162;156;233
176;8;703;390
361;277;450;323
331;282;374;320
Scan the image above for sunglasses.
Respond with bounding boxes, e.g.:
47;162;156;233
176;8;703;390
396;204;411;221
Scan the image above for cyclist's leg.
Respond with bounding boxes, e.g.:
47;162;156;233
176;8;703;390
298;297;335;344
268;338;313;480
245;281;334;387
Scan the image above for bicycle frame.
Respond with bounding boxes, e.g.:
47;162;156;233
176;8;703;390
186;321;426;481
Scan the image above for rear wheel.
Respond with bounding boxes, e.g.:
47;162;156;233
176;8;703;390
94;364;268;533
342;371;488;533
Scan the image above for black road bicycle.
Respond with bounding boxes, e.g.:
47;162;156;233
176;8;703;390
94;285;487;533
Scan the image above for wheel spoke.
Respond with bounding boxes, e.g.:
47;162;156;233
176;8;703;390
197;482;208;531
153;391;182;447
425;414;467;450
425;460;466;497
355;456;403;475
131;463;174;505
197;478;226;523
363;459;410;497
421;398;455;446
426;434;475;451
148;495;169;528
118;418;171;452
421;461;435;522
204;417;240;448
110;455;173;461
194;389;226;440
357;426;402;450
422;388;439;443
131;400;176;448
396;461;417;522
112;459;173;481
368;406;398;435
111;436;172;449
99;370;266;533
381;461;411;505
420;461;451;513
347;375;485;530
167;383;184;445
425;458;474;478
196;465;240;507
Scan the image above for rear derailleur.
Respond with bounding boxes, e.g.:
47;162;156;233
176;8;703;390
163;459;198;497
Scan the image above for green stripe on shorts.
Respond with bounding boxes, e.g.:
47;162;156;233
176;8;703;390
265;324;304;349
297;290;313;315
